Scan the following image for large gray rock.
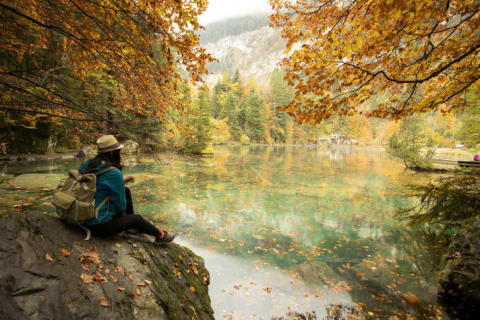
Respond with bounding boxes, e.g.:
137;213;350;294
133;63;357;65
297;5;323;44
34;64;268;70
122;141;140;155
438;217;480;318
0;212;214;320
80;145;97;160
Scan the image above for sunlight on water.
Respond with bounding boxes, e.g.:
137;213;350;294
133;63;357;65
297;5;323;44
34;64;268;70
0;146;449;319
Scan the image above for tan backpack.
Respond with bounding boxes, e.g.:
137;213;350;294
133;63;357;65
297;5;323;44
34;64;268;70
51;166;114;239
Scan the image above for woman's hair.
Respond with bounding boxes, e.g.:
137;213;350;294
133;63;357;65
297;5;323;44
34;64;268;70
85;149;122;172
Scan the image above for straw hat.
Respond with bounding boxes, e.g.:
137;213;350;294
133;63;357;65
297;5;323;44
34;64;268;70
96;135;124;153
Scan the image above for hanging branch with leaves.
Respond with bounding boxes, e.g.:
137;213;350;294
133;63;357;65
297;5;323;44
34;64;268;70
0;0;215;125
269;0;480;123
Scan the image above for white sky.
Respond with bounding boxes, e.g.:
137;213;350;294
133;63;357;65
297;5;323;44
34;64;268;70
199;0;273;25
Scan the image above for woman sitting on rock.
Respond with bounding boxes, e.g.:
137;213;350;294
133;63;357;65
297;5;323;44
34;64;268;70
79;135;175;244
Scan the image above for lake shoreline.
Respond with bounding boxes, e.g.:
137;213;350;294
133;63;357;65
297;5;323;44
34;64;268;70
0;150;81;162
1;144;474;163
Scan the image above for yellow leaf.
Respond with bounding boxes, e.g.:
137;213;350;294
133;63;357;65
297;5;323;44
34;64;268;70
191;266;199;275
80;273;94;284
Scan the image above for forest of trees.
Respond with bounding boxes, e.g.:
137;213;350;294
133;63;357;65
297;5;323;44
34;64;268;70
0;0;213;154
178;68;480;154
1;1;479;156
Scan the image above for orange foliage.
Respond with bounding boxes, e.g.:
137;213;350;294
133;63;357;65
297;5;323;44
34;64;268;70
269;0;480;122
0;0;214;121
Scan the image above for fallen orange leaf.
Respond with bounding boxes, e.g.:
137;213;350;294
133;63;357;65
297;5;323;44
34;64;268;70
99;296;110;307
60;249;71;257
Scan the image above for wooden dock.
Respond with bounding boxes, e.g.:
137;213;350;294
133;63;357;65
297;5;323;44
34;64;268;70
432;159;480;168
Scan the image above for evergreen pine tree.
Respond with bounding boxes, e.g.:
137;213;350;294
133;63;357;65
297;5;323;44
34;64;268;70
246;88;266;143
270;69;294;142
238;99;248;130
232;68;241;84
212;75;230;119
183;89;212;154
225;92;242;140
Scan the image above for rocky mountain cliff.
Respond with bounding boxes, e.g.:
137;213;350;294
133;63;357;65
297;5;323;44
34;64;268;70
201;16;288;85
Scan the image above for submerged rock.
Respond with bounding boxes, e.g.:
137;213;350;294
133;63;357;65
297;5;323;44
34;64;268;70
12;173;65;189
0;212;214;320
438;218;480;318
0;173;13;183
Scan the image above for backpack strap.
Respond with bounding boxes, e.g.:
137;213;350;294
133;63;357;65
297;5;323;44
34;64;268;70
77;223;92;241
94;166;116;176
95;197;110;220
76;166;114;241
73;200;92;240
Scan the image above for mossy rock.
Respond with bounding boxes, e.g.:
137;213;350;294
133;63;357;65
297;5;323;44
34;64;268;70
0;211;214;320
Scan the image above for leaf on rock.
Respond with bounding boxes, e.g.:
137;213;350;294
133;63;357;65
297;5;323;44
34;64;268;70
99;296;110;307
403;292;419;304
60;249;71;257
80;273;94;284
79;247;100;264
114;266;125;276
191;265;199;275
93;272;108;284
45;253;54;262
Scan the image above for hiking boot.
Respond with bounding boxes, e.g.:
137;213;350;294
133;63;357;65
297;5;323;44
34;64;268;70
155;231;176;244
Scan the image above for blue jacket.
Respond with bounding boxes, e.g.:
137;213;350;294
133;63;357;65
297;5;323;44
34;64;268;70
79;160;126;226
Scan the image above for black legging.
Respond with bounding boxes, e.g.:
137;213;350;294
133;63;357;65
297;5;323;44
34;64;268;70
125;187;134;215
89;187;160;238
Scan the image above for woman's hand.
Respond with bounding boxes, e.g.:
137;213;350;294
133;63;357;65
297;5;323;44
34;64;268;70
124;176;135;184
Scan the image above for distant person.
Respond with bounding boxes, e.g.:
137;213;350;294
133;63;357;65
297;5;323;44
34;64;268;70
474;154;480;161
79;135;175;244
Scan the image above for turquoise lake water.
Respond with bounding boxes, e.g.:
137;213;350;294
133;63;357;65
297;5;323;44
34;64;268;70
0;146;449;319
